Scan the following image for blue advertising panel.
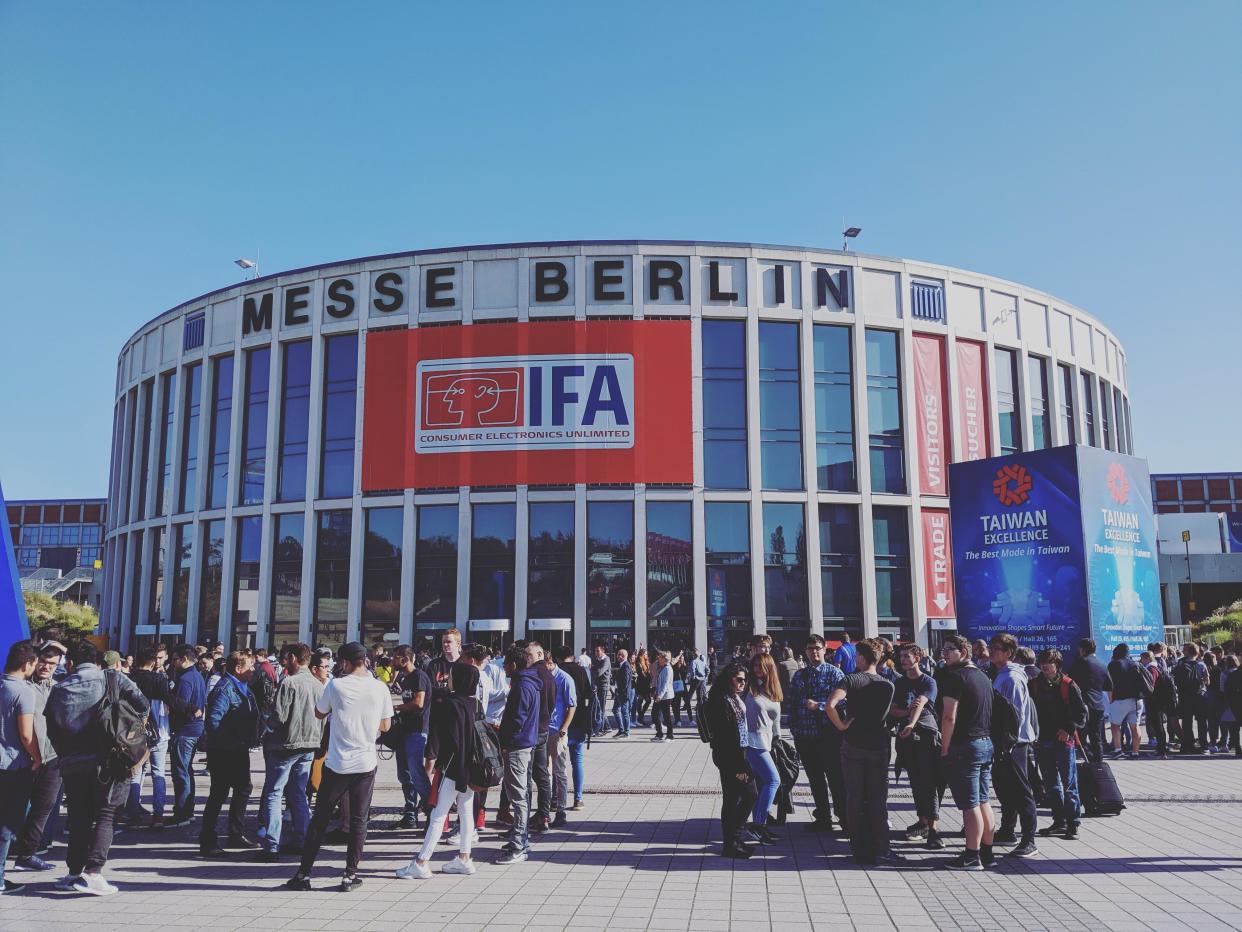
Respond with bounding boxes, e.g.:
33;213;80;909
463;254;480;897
949;446;1089;654
0;480;31;656
1227;513;1242;554
1075;446;1164;654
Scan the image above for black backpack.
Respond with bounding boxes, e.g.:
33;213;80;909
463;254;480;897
1173;660;1201;702
697;704;714;744
990;687;1019;754
97;669;151;777
467;704;504;789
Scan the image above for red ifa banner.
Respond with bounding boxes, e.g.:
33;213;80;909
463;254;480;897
912;334;949;496
954;340;992;462
362;320;693;490
920;508;956;618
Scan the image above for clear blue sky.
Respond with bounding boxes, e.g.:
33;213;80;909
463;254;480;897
2;2;1238;499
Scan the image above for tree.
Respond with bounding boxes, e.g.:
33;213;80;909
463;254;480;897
23;591;100;638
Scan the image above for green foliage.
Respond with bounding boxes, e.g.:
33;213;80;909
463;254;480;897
22;590;100;637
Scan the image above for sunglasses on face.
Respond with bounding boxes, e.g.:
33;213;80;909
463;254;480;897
733;675;747;683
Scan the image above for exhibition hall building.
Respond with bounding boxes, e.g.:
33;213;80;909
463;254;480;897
102;241;1136;656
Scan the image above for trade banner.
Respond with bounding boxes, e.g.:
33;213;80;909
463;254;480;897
362;320;693;489
1075;446;1164;655
920;508;956;618
0;480;30;656
954;340;991;462
912;334;949;496
949;446;1088;654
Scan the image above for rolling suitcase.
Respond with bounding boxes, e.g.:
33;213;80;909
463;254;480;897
1079;760;1125;816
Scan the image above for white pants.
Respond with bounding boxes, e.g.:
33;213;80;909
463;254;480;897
418;775;475;860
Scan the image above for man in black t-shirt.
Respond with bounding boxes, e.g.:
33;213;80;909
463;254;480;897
380;645;431;830
825;638;902;865
891;644;943;849
938;634;995;871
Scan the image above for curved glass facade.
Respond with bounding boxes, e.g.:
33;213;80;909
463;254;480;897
105;242;1135;656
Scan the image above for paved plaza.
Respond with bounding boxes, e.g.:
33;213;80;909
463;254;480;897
4;727;1241;932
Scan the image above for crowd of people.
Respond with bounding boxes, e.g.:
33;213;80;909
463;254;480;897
0;625;1239;896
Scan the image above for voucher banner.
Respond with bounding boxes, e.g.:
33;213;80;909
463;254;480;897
920;508;956;618
362;320;693;489
954;340;991;462
912;334;949;496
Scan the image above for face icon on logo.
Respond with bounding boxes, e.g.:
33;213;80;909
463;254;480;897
992;463;1033;507
1107;463;1130;505
421;368;522;428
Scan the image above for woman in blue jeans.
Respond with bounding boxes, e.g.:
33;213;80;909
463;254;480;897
743;654;784;843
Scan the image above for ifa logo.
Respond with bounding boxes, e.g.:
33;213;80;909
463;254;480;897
1107;463;1130;505
421;368;522;429
992;463;1033;507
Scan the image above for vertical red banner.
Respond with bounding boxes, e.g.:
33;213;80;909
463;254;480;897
912;334;949;496
921;508;956;618
954;340;991;462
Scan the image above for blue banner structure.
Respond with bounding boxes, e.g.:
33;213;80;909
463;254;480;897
949;446;1164;657
0;480;31;656
1227;513;1242;554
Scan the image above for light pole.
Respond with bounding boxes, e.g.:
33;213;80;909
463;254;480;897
1182;529;1196;620
235;256;259;280
842;226;861;251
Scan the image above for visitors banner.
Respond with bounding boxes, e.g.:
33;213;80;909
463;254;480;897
949;446;1164;655
920;508;956;618
912;334;950;496
362;320;693;490
0;480;30;656
954;340;991;462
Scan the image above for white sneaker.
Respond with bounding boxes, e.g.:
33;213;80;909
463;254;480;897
73;873;118;896
395;860;432;880
442;857;476;875
54;874;82;891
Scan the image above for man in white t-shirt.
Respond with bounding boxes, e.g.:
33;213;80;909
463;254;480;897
285;642;391;893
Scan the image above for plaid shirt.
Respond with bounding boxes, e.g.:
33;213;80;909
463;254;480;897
788;661;845;738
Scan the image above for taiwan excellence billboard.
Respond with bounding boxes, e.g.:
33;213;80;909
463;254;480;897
362;320;693;490
948;446;1163;656
0;480;30;656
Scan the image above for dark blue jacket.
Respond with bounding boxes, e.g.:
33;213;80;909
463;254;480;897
171;667;207;737
205;675;257;751
500;667;542;752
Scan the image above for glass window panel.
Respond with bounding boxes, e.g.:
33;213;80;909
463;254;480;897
586;501;634;646
147;526;165;630
156;372;178;516
470;503;516;625
232;516;263;649
206;355;235;509
759;322;803;491
763;502;808;643
40;526;61;546
994;348;1022;455
872;506;913;641
134;381;154;520
62;525;81;545
813;325;856;492
277;341;312;502
1058;364;1076;446
313;510;352;651
117;394;135;521
20;526;38;545
197;519;225;644
320;334;358;499
1028;356;1050;451
865;330;905;494
178;364;203;513
81;525;100;545
240;347;271;505
270;513;305;649
818;504;862;637
702;320;749;490
528;502;575;620
414;504;458;632
646;501;693;621
1099;380;1114;451
362;507;403;649
1113;387;1127;454
1081;372;1096;446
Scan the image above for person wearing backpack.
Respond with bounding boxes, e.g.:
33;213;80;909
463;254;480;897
1030;649;1088;840
1174;644;1210;754
988;634;1040;859
395;662;481;879
45;640;150;896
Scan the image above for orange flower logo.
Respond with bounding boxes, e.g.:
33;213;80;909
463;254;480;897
1107;463;1130;504
992;463;1033;507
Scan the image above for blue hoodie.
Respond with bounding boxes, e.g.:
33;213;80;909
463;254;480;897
500;666;542;752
